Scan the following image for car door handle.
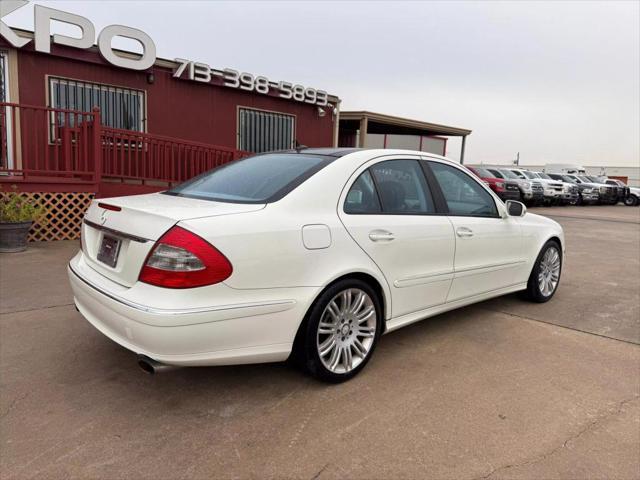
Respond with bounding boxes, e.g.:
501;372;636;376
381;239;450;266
456;227;474;238
369;230;395;242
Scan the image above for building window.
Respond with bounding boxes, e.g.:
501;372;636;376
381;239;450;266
0;51;7;103
1;51;11;169
238;108;294;153
48;77;146;132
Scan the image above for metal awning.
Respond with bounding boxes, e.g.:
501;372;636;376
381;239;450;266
339;111;471;163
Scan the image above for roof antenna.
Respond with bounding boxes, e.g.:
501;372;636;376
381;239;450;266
294;140;308;152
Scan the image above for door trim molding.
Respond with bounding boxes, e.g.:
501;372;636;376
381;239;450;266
453;259;526;278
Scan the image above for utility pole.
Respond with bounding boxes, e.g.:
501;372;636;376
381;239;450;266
514;152;520;166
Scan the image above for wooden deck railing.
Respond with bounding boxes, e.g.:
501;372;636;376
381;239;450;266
0;102;249;189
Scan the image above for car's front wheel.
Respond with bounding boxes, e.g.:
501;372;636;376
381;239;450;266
624;195;638;206
300;279;382;383
525;240;562;303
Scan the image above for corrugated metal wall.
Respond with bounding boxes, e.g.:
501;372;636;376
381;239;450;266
9;42;336;151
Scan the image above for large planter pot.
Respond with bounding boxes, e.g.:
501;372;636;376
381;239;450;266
0;221;33;253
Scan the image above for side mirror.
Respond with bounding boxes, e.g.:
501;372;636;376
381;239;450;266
506;200;527;217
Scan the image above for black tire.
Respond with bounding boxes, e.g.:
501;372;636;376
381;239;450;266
624;195;638;207
524;240;562;303
298;279;383;383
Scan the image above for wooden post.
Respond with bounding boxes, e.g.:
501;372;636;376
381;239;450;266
92;107;102;184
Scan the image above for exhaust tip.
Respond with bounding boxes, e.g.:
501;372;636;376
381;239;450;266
138;357;156;374
137;355;179;374
138;360;156;375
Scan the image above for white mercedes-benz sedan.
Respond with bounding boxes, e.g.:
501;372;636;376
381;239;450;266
68;148;564;382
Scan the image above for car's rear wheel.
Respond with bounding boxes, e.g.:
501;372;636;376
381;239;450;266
525;241;562;303
301;280;382;383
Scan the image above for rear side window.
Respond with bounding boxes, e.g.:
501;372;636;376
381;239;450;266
370;160;435;214
166;153;332;203
344;160;435;214
344;171;381;214
430;162;498;217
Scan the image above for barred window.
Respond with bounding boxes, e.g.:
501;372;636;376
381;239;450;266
238;108;294;153
49;77;146;132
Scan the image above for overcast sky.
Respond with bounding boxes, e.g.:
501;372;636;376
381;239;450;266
5;0;640;166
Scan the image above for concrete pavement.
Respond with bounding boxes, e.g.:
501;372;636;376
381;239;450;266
1;205;638;479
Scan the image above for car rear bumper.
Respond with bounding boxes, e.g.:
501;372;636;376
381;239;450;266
68;252;314;366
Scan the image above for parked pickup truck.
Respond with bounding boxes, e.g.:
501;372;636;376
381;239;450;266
467;166;521;201
548;174;600;205
605;179;638;206
532;171;579;205
507;168;564;205
576;176;618;205
487;168;544;206
626;186;640;206
603;179;630;204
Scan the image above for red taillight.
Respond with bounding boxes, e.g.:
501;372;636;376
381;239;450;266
98;203;121;212
139;226;233;289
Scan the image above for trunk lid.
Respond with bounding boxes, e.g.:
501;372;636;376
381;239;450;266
81;193;264;287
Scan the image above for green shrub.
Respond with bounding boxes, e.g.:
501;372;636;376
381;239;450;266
0;185;46;223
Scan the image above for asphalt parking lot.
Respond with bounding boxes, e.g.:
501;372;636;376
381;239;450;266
1;205;639;479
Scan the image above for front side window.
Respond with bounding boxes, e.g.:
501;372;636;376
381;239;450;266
430;162;498;217
370;160;435;214
166;153;331;203
238;108;295;153
49;77;146;131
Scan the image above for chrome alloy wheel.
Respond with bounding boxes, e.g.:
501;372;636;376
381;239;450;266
316;288;377;374
538;246;561;297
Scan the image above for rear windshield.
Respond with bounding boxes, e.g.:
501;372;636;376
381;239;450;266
472;167;494;178
498;169;520;179
165;153;332;203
